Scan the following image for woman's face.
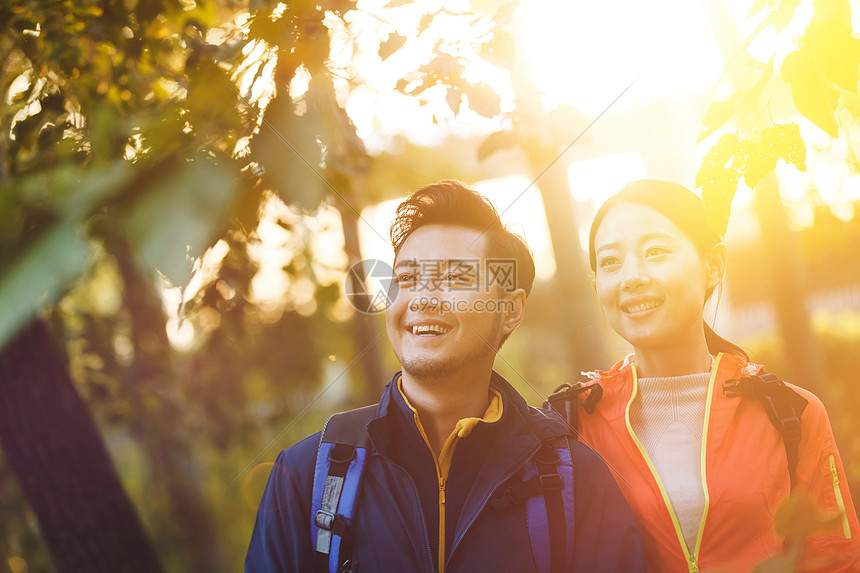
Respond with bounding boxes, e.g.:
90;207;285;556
593;202;718;351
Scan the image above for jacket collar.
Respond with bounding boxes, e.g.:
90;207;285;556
368;370;572;453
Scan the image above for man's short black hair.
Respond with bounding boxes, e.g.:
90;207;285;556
390;179;536;297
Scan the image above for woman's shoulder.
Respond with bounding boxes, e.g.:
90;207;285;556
719;354;831;426
582;355;633;383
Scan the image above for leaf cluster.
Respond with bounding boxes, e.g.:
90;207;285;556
696;124;806;234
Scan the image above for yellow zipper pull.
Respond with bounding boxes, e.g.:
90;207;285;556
440;476;446;505
829;454;852;539
688;555;699;573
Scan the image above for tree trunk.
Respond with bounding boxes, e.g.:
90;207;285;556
753;172;826;398
111;242;223;573
0;319;163;573
533;162;610;376
336;200;388;404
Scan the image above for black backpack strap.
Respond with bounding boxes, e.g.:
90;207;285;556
544;382;603;438
535;442;565;573
722;371;808;487
312;404;377;573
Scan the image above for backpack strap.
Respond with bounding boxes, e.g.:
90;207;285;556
544;382;603;437
722;371;808;487
311;404;377;573
491;437;576;573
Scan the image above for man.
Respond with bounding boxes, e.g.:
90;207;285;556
246;180;644;572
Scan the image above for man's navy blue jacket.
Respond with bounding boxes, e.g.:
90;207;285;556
246;372;645;572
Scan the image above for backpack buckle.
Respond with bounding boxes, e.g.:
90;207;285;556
329;445;356;464
534;446;561;466
722;377;745;398
315;509;336;531
539;473;564;491
780;415;802;444
316;510;350;536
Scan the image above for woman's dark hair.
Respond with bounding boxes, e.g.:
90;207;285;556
390;179;536;297
588;179;749;361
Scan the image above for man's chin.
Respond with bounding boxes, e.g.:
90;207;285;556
400;357;459;380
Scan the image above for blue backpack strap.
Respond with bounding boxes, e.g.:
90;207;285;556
311;405;376;573
490;437;576;573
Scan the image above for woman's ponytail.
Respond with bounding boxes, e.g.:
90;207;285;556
703;321;749;361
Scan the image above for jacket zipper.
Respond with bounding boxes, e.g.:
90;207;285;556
437;470;445;573
625;355;721;573
829;454;852;539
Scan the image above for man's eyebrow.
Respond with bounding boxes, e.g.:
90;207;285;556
393;258;479;270
445;258;479;268
393;259;418;270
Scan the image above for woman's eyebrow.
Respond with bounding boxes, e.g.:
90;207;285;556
594;242;619;255
638;231;675;243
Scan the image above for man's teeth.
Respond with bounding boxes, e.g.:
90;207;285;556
623;301;662;313
412;325;451;336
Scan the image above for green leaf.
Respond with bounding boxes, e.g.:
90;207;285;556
378;32;406;61
446;86;462;115
464;82;501;118
250;93;328;210
698;95;738;142
124;157;237;287
746;0;774;19
778;7;859;138
735;60;774;137
774;490;843;542
781;48;839;137
0;219;90;351
480;30;516;69
418;13;434;33
477;129;518;161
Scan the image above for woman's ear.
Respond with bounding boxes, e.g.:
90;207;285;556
705;243;728;289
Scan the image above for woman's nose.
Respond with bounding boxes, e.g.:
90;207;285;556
620;258;650;290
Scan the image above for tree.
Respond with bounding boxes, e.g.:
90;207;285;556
0;0;521;567
695;0;860;399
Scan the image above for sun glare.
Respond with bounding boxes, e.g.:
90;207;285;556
516;0;724;114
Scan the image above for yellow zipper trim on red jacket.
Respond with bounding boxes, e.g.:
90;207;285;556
397;379;503;573
829;454;853;539
625;354;721;573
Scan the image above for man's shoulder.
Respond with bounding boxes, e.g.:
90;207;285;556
274;431;323;475
276;403;378;471
562;433;623;489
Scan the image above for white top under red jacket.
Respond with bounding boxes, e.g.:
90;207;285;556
575;352;860;573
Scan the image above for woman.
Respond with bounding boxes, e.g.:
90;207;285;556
571;179;860;572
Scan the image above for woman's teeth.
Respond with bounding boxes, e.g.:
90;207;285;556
623;301;662;313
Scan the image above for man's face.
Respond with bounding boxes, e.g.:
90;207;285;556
385;224;518;380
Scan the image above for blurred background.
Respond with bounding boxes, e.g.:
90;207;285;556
2;0;860;570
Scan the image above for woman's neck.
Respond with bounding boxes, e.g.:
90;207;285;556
633;335;713;378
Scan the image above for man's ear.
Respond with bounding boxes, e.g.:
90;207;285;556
705;243;728;290
500;288;527;338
